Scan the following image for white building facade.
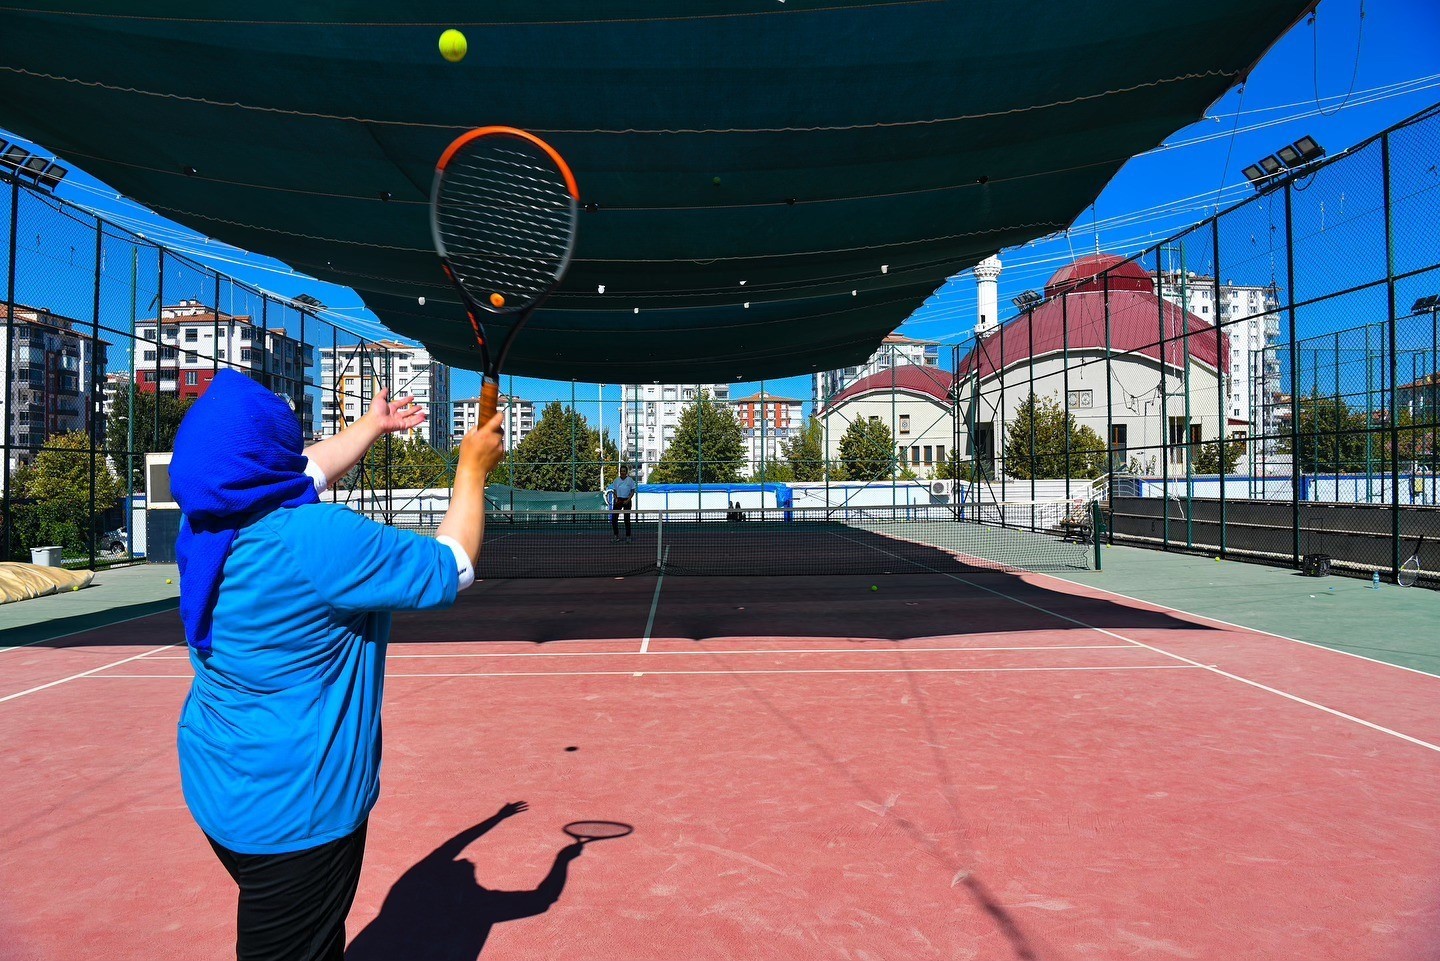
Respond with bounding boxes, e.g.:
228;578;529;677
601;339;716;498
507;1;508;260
818;366;957;475
1;304;108;472
452;394;535;450
318;339;450;449
134;301;313;436
1153;270;1281;439
730;391;804;475
619;383;730;481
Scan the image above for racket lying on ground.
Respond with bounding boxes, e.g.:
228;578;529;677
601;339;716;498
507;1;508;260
563;821;633;845
431;126;580;422
1398;535;1425;588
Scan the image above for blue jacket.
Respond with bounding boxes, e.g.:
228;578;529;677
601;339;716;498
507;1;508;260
178;503;457;854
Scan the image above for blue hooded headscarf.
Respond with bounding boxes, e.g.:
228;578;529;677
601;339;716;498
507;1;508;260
171;370;319;652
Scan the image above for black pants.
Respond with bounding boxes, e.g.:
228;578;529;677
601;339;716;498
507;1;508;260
208;822;368;961
611;501;632;536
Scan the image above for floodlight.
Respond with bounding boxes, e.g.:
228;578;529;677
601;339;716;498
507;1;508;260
1241;164;1266;185
1258;155;1283;176
36;164;67;191
1294;136;1324;162
1413;295;1440;313
1276;144;1301;167
1011;290;1042;309
0;144;30;171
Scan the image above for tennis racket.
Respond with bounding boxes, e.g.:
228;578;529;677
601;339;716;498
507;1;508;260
1398;535;1425;588
431;126;580;422
562;821;633;845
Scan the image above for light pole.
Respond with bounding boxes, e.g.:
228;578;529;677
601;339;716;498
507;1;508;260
598;382;606;491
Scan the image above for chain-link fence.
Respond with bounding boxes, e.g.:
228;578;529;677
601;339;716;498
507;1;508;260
5;102;1438;584
948;102;1440;586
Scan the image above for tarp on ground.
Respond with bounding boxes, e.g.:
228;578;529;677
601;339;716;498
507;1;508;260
0;1;1309;381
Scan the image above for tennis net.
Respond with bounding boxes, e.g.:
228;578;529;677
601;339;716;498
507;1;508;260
416;500;1097;579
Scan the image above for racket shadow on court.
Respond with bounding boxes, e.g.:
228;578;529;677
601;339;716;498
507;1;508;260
346;803;630;961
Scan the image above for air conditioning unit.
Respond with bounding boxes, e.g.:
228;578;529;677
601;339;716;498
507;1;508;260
929;479;953;500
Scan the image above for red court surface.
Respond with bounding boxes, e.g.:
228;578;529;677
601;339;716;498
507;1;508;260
2;566;1439;960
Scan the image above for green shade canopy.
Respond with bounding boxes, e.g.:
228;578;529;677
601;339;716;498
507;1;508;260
0;1;1308;381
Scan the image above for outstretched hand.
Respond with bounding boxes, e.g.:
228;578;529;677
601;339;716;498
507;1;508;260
367;388;427;435
496;801;529;819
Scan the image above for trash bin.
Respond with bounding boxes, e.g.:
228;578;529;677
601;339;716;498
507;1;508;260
30;546;63;567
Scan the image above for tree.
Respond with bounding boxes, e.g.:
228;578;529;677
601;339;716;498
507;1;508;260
1279;393;1370;473
932;450;992;482
837;417;896;481
1193;437;1246;474
505;401;614;491
751;461;795;482
784;417;843;481
8;431;124;558
1002;393;1106;480
649;392;746;483
344;434;453;490
105;389;193;493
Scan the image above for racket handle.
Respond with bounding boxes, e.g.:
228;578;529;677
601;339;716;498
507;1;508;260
479;378;500;425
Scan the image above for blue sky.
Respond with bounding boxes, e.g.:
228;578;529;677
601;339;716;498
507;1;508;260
4;0;1438;429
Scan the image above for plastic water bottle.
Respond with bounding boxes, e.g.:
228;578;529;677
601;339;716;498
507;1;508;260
1371;571;1381;590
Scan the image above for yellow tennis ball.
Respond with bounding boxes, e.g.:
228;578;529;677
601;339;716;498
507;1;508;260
165;578;173;584
489;292;505;308
439;29;467;62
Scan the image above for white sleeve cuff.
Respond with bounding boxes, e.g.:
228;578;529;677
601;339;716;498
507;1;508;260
303;457;329;495
435;535;476;591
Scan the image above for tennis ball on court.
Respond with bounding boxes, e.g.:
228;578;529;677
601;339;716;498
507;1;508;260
490;292;505;308
438;29;468;62
871;585;878;591
165;578;173;584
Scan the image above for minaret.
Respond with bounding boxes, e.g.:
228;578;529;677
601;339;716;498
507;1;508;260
974;255;1002;334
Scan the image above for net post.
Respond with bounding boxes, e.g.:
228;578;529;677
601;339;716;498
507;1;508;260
656;509;664;572
1092;500;1103;570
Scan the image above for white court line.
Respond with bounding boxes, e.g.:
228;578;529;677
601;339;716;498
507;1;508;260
1034;566;1440;681
79;664;1197;681
383;643;1135;659
0;644;177;703
639;546;669;655
828;532;1440;755
377;664;1199;680
0;604;178;655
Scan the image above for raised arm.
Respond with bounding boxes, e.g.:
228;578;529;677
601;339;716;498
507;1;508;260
436;412;504;567
304;388;426;488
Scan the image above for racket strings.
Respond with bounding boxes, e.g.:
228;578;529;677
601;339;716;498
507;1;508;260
436;141;574;308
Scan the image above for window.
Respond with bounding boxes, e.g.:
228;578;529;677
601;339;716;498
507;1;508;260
241;348;253;362
239;328;253;342
1066;389;1093;409
160;346;177;361
923;446;933;464
162;327;177;340
185;352;197;363
185;372;198;386
138;328;154;341
936;445;945;462
185;328;198;342
898;414;911;435
1110;423;1128;468
911;446;920;464
143;350;156;362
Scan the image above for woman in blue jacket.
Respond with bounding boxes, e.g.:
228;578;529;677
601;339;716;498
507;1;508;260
169;370;503;961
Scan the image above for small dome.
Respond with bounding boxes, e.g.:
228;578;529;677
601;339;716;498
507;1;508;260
1044;254;1151;298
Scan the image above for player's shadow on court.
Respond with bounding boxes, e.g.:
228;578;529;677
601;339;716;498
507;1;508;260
346;802;582;961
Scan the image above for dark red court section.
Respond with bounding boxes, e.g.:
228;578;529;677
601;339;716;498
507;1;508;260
2;567;1438;960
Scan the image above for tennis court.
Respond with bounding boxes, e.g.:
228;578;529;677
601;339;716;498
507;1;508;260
2;538;1437;961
